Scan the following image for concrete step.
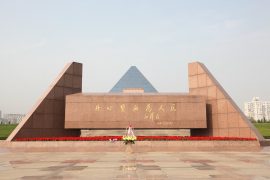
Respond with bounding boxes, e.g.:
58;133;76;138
260;139;270;146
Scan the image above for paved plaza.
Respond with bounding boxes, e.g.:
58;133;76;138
0;147;270;180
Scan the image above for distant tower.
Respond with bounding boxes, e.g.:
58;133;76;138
0;110;2;118
110;66;158;93
244;97;270;121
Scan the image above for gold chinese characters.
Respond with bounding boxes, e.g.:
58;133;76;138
93;103;177;122
93;103;177;113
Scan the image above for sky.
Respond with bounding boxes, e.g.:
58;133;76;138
0;0;270;114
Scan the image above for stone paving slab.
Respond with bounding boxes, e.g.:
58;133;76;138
0;147;270;179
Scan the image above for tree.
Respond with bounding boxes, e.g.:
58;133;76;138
249;117;256;123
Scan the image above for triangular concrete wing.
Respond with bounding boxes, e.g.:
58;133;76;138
7;62;82;141
188;62;264;141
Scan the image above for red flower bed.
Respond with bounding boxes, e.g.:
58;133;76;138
15;136;257;142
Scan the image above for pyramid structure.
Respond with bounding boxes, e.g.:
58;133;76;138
110;66;158;93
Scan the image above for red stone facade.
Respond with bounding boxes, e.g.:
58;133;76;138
188;62;263;140
65;94;207;129
7;62;82;141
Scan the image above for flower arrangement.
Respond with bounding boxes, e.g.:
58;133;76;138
122;125;137;145
122;135;137;145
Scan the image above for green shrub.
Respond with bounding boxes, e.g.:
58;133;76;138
0;124;17;140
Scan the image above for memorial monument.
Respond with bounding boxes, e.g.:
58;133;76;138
7;62;263;142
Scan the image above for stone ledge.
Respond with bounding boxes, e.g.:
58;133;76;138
0;140;260;152
260;139;270;146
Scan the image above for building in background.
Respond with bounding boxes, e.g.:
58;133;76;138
2;113;25;124
264;101;270;120
244;97;270;122
0;110;4;124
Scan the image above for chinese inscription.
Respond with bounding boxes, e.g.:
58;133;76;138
93;103;176;123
